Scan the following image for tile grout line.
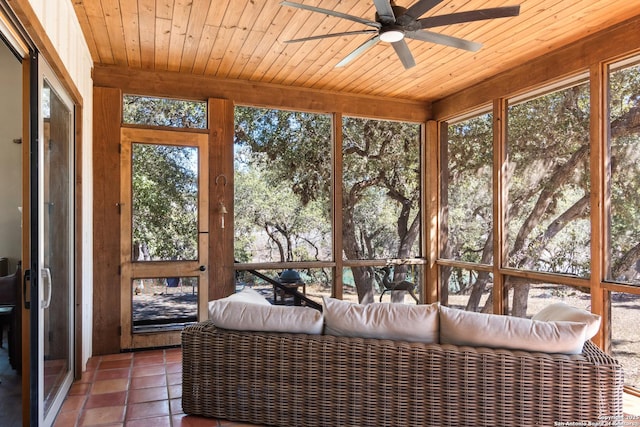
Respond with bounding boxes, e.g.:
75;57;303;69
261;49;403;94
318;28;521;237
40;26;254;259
78;355;100;427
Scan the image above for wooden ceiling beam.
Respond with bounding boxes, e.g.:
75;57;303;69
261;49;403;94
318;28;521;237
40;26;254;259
92;64;431;122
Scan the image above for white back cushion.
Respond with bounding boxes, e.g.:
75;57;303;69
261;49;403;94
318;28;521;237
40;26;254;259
532;302;601;340
220;287;271;305
323;297;439;343
208;288;323;334
439;305;588;354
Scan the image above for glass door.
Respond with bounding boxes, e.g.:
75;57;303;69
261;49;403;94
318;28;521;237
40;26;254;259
30;55;75;427
120;128;208;349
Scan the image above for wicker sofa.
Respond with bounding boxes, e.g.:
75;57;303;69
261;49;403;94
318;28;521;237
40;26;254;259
181;320;624;427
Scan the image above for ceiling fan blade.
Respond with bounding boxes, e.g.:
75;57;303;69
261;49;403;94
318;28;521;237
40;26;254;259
281;1;381;28
419;6;521;29
399;0;446;24
391;39;416;69
335;35;380;67
285;30;378;43
406;30;482;51
372;0;396;24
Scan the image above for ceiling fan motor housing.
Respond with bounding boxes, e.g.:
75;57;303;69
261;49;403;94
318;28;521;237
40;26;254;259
376;4;407;24
377;4;422;32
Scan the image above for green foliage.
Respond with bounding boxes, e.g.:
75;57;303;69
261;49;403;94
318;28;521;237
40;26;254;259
234;107;333;262
132;144;198;261
123;95;207;129
235;107;332;204
609;64;640;282
447;113;493;175
446;113;493;264
445;64;640;306
234;107;422;302
506;83;592;275
234;165;331;262
233;107;421;262
342;117;421;259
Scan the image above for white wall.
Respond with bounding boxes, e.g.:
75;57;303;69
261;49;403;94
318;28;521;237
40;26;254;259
27;0;94;369
0;44;22;275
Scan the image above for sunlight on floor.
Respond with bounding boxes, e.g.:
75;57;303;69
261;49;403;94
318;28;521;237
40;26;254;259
625;392;640;416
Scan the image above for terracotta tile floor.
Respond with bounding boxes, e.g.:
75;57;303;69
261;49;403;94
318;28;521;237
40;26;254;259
54;348;265;427
49;345;640;426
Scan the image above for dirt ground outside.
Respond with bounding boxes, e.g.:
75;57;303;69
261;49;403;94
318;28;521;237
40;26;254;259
132;279;198;326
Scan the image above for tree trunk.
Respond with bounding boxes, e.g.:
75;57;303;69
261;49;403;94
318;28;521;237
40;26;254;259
342;194;375;303
467;229;494;311
511;282;530;317
352;266;375;304
510;145;589;265
390;207;421;303
612;242;640;281
265;225;285;262
440;265;451;306
466;271;491;312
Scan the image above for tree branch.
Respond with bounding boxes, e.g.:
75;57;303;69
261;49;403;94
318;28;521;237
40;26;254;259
510;144;589;261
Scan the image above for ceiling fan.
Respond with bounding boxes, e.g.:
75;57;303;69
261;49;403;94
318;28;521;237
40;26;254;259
281;0;520;69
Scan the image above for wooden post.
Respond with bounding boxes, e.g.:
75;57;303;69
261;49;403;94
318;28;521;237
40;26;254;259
208;98;235;301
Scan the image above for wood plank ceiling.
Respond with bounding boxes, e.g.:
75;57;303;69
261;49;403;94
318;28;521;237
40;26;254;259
73;0;640;102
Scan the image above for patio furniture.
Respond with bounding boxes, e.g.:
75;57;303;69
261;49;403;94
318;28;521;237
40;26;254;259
273;269;306;304
165;277;181;293
182;320;624;427
0;262;21;370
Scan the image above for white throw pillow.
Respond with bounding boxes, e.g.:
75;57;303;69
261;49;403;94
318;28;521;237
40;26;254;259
532;302;601;340
220;287;271;306
322;297;439;343
439;305;588;354
208;288;323;334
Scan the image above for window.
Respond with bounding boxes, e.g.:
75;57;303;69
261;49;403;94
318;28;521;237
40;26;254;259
440;266;493;312
123;95;207;129
608;59;640;285
440;111;493;310
233;107;424;305
342;117;422;261
506;279;591;318
233;106;332;264
433;48;640;400
607;57;640;391
131;143;199;262
439;81;592;316
506;82;591;278
442;111;493;265
233;106;333;305
342;117;422;304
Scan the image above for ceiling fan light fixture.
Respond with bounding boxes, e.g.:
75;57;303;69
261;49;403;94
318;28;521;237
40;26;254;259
379;28;404;43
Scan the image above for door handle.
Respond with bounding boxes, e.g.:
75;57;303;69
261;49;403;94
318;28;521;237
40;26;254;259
41;267;52;309
23;269;31;309
198;265;206;272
